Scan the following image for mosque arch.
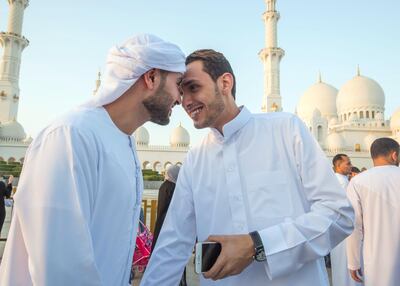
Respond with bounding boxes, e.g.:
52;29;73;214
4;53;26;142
143;161;152;170
317;125;323;142
164;161;172;170
153;161;162;172
8;157;15;163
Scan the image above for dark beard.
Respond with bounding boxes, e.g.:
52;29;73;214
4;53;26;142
196;84;225;129
142;79;173;126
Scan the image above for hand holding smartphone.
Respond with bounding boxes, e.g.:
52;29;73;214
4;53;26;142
195;241;222;274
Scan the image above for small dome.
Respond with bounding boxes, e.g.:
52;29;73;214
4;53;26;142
326;132;345;151
337;74;385;115
170;124;190;147
297;81;338;121
364;134;380;150
0;120;26;140
390;108;400;131
134;126;149;145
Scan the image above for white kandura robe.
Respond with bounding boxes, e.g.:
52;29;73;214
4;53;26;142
140;107;354;286
331;173;362;286
346;165;400;286
0;107;143;286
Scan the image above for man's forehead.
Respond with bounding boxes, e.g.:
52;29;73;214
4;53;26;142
182;61;207;81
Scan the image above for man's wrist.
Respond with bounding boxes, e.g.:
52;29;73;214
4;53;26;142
249;231;266;262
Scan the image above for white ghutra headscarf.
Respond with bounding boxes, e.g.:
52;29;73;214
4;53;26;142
82;34;186;107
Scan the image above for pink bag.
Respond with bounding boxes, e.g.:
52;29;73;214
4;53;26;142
132;221;153;272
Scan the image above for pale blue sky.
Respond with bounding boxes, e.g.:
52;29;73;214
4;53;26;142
1;0;399;145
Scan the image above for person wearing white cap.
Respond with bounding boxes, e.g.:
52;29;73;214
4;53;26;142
0;34;185;286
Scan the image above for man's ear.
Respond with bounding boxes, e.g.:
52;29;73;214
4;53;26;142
391;151;398;163
220;73;234;97
143;69;157;90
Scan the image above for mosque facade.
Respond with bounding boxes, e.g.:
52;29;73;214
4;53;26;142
1;0;400;171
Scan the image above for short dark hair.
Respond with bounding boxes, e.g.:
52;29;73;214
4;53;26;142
351;166;360;173
332;153;348;167
370;137;399;159
186;49;236;99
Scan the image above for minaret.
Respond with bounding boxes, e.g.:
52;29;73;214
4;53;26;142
259;0;284;112
0;0;29;123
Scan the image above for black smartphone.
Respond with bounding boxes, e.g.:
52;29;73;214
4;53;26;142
195;242;222;274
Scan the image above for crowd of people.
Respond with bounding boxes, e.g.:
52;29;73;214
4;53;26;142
0;34;398;286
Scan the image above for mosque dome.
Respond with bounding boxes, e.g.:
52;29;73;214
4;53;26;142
297;80;338;121
0;120;26;140
170;124;190;147
134;126;149;145
390;108;400;132
364;134;380;150
337;73;385;115
326;132;345;151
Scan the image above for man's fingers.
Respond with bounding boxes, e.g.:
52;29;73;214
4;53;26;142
349;270;363;283
206;235;223;243
203;254;225;280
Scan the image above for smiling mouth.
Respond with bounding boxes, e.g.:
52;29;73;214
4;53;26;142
189;105;204;119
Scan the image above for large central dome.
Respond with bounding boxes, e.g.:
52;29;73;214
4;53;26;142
337;74;385;116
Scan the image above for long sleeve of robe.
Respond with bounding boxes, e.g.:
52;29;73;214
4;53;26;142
0;107;142;286
140;107;354;286
330;173;362;286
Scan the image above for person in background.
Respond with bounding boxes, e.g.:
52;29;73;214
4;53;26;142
330;154;362;286
347;137;400;286
0;175;13;235
151;165;186;286
349;166;360;180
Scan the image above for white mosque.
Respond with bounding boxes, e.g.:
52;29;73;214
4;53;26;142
260;0;400;168
1;0;400;171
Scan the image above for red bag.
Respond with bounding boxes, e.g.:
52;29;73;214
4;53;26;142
132;221;153;273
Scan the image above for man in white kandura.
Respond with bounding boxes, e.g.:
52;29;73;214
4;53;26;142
330;154;362;286
0;34;185;286
140;49;354;286
346;137;400;286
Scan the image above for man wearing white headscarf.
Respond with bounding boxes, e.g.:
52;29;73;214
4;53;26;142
0;34;185;286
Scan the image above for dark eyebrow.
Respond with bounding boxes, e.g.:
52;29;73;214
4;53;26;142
180;79;198;88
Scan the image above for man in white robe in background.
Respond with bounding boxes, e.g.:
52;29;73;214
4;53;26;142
330;154;362;286
346;137;400;286
0;34;185;286
141;49;354;286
